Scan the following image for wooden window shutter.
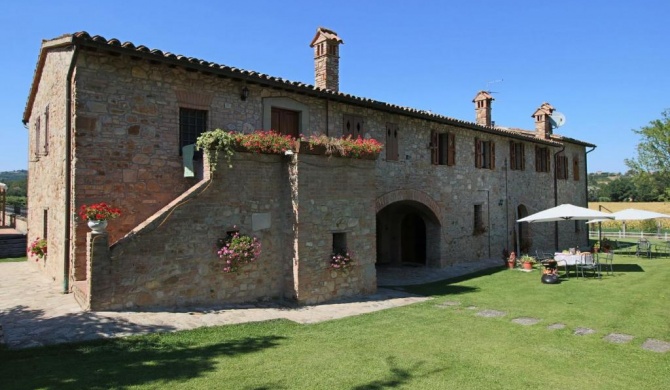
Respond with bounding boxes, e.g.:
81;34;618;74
430;130;438;165
490;141;496;170
343;114;364;139
535;146;540;171
475;138;482;168
546;150;551;173
509;141;516;170
386;123;398;161
520;143;525;170
393;125;399;160
343;115;353;138
34;117;41;158
447;133;456;166
43;107;49;156
354;117;364;139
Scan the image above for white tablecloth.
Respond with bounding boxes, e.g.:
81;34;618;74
554;253;581;265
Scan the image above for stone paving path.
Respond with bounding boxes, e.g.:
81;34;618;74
0;259;501;349
3;259;668;354
435;301;670;353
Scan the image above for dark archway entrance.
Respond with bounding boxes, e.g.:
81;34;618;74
376;200;440;267
401;213;427;264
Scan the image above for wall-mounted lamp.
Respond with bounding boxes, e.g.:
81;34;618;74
240;86;249;101
498;199;504;206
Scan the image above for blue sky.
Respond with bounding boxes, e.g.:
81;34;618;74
1;0;668;173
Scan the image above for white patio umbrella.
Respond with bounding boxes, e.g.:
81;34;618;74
517;204;614;223
586;208;670;223
516;204;614;252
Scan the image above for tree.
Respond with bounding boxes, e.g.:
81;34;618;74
601;175;635;201
625;109;670;173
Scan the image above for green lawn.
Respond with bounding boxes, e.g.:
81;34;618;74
0;256;26;263
1;254;669;389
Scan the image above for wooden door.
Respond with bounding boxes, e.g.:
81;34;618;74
271;108;299;138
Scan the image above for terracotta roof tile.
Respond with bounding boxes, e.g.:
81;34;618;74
23;31;594;147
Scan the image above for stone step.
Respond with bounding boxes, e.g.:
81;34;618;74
0;235;27;258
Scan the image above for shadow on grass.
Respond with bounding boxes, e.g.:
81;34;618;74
352;356;446;390
1;333;286;389
612;263;645;272
0;305;179;349
394;266;505;297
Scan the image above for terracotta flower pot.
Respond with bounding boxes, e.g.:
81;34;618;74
522;262;533;270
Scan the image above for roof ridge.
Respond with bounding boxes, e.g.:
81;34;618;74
25;31;591;147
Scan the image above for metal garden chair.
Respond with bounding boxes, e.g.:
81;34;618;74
636;239;652;258
575;252;601;279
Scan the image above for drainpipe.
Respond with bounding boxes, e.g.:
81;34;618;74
504;158;509;252
553;144;565;251
585;145;596;245
63;46;79;293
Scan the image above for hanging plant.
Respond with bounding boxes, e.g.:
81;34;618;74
217;230;262;273
196;129;236;172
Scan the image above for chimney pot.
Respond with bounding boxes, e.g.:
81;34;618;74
310;27;343;91
473;91;494;127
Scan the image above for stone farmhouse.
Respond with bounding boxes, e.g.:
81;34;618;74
23;28;594;310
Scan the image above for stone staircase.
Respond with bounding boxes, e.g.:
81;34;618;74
0;232;27;258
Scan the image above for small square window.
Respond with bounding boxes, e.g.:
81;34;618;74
333;232;347;255
179;108;207;159
474;205;485;235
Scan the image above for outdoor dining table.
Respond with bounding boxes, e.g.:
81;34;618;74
553;252;581;278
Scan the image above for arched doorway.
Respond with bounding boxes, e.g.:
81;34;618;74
401;213;427;264
376;200;440;267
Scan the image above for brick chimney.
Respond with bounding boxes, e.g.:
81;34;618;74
309;27;343;91
532;102;555;139
473;91;494;127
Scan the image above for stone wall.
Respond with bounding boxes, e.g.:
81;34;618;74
99;152;289;310
291;152;377;304
28;45;591;299
91;150;377;310
26;47;74;284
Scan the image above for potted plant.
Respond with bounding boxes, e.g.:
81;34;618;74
78;202;122;233
592;241;600;253
330;250;354;271
28;237;47;260
601;238;612;253
507;251;517;269
217;230;262;273
520;255;536;270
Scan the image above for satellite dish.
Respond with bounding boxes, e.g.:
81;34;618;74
549;111;566;128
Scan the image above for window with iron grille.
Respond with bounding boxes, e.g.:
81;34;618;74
431;131;455;166
179;108;207;159
509;141;525;170
475;138;495;169
556;154;568;180
535;146;551;173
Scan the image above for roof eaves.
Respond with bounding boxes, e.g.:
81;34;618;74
23;35;76;124
24;32;586;148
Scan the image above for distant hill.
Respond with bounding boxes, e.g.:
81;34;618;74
0;170;28;183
